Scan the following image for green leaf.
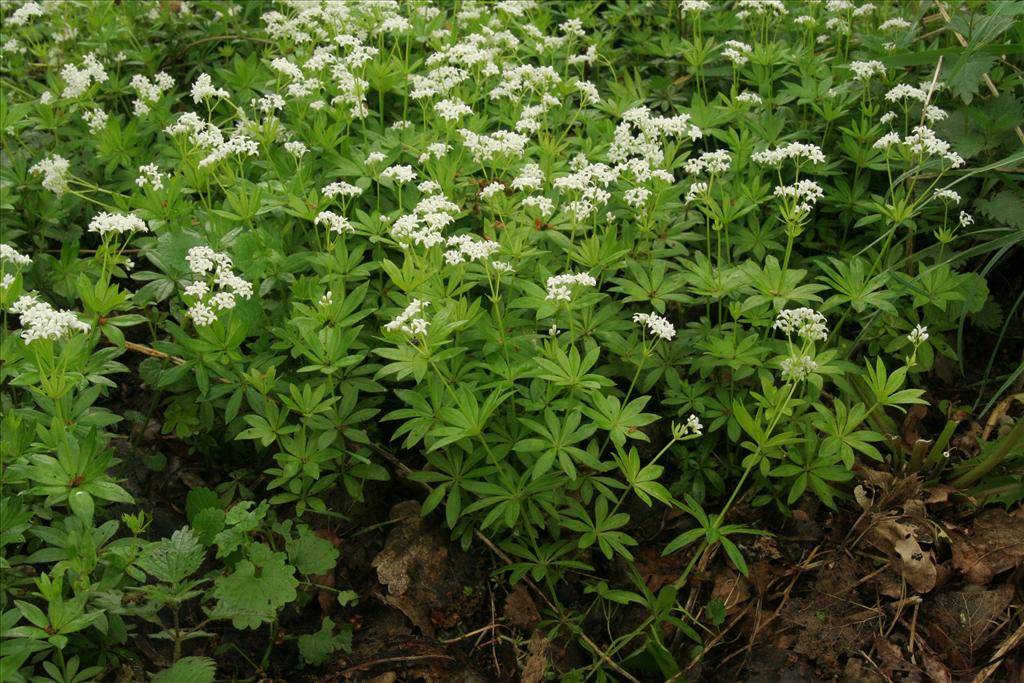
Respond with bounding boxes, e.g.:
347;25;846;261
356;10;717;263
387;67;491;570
286;526;340;576
212;543;298;630
139;528;205;584
298;617;353;666
152;656;216;683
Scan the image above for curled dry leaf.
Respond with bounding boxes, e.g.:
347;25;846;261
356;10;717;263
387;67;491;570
865;518;937;593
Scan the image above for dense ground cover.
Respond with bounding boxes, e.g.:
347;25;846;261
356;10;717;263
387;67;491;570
1;0;1023;680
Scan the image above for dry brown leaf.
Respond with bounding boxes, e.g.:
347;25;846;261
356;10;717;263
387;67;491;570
951;509;1024;585
866;518;937;593
520;631;552;683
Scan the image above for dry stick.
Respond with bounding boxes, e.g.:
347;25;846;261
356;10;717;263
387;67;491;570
124;341;185;364
933;0;1024;146
971;618;1024;683
370;445;644;683
337;654;455;675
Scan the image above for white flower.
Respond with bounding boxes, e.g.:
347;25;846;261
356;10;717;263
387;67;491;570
879;17;912;31
774;308;828;342
365;151;387;165
9;294;91;344
737;91;762;104
752;142;826;166
520;195;552;216
685;181;708;204
633;311;676;340
908;325;929;347
545;272;597;302
29;155;70;195
780;355;818;382
959;211;974;227
492;261;515;273
685;150;732;175
315;211;353;234
380;165;417;184
512;163;545;191
88;212;148;236
184;281;209;297
434;98;472;121
60;53;108;98
136;164;165;191
190;73;229;103
418;180;441;194
323;181;364;198
82;108;108;133
209;291;237;310
884;83;927;103
284;141;308;157
459;128;528;163
1;244;32;266
684;414;703;436
385;299;430;335
187;302;217;326
849;60;885;81
933;188;960;204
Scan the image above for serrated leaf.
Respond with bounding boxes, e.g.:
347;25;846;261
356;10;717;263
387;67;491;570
152;656;215;683
286;526;339;576
139;528;205;584
212;543;298;629
297;617;352;666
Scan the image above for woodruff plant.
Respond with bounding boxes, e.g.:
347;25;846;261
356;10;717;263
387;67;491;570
3;0;1021;679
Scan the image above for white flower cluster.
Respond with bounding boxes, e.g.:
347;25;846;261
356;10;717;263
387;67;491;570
9;294;91;344
884;83;928;103
545;272;597;302
774;308;829;342
512;163;545;191
0;244;32;267
633;311;676;341
183;246;253;326
680;0;712;11
164;113;259;168
314;211;353;234
131;72;174;115
8;1;47;25
907;325;929;347
385;299;430;336
780;355;818;382
323;180;363;198
737;91;763;104
773;179;824;214
721;40;752;66
738;0;787;16
190;73;230;104
685;181;708;204
381;164;417;184
82;108;108;134
60;53;108;98
88;212;149;236
849;60;885;81
752;142;826;166
444;234;502;265
873;126;964;168
879;17;912;31
284;141;308;157
434;98;473;121
685;150;732;175
389;193;462;249
609;106;701;167
459;129;529;163
418;143;450;163
136;164;165;191
933;188;960;204
29;155;70;195
681;414;704;437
